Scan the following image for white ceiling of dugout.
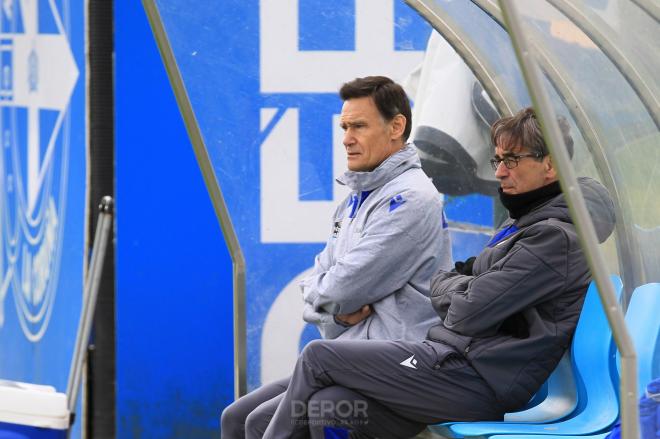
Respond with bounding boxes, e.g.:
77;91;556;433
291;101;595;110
405;0;660;296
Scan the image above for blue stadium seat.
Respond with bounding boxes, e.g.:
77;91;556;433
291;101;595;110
471;283;660;439
488;434;609;439
618;283;660;395
430;276;623;438
502;351;576;423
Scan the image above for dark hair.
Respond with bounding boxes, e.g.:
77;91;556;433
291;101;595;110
339;76;412;141
490;107;574;158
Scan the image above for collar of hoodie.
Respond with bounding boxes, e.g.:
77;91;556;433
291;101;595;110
336;144;421;192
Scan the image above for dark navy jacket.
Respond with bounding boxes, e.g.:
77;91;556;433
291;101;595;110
427;177;615;411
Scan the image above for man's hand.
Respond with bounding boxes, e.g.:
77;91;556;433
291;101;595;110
336;305;372;326
454;256;476;276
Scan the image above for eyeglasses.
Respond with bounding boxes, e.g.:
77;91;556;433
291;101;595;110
489;153;543;171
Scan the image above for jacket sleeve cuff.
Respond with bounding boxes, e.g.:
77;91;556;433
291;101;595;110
300;279;320;304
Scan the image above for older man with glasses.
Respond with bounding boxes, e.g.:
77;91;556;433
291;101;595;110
259;107;617;439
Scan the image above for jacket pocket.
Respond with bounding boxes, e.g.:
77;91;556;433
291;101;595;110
424;340;465;370
427;325;473;355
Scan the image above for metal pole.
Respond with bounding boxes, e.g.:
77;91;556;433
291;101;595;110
66;196;114;418
141;0;247;398
498;2;639;438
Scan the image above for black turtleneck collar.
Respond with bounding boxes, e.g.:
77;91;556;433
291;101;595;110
499;181;562;219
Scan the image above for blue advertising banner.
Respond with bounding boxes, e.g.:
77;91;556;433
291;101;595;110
0;0;86;393
115;0;235;436
149;0;496;392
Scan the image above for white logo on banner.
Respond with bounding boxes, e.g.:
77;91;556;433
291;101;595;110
259;0;425;383
260;110;348;243
260;0;423;94
0;0;79;341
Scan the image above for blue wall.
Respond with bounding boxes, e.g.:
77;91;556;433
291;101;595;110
115;0;234;436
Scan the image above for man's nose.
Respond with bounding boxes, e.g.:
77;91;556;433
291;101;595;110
343;129;354;146
494;161;508;178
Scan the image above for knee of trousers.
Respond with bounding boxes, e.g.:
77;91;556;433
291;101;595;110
300;339;330;365
308;387;368;423
244;407;273;438
221;401;247;438
307;388;341;423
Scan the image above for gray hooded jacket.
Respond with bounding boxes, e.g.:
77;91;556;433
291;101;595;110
428;177;615;411
301;145;452;341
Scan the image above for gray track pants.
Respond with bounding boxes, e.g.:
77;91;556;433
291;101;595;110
221;376;424;439
261;339;505;439
221;378;288;438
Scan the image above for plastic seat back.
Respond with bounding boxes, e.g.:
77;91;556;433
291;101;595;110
622;283;660;395
503;351;576;422
474;283;659;439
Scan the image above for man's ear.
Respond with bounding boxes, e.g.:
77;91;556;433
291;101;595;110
545;156;557;181
390;114;406;140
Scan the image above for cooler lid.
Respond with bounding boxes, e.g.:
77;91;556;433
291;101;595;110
0;381;69;430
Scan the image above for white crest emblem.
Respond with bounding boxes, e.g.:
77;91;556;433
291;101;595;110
0;0;79;341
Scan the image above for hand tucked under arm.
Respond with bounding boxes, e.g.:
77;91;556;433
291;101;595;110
336;305;372;326
454;256;476;275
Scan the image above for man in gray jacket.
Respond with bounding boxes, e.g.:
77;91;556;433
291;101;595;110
260;107;616;439
221;76;452;438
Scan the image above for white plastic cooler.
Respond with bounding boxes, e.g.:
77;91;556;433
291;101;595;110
0;380;68;438
0;198;113;439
